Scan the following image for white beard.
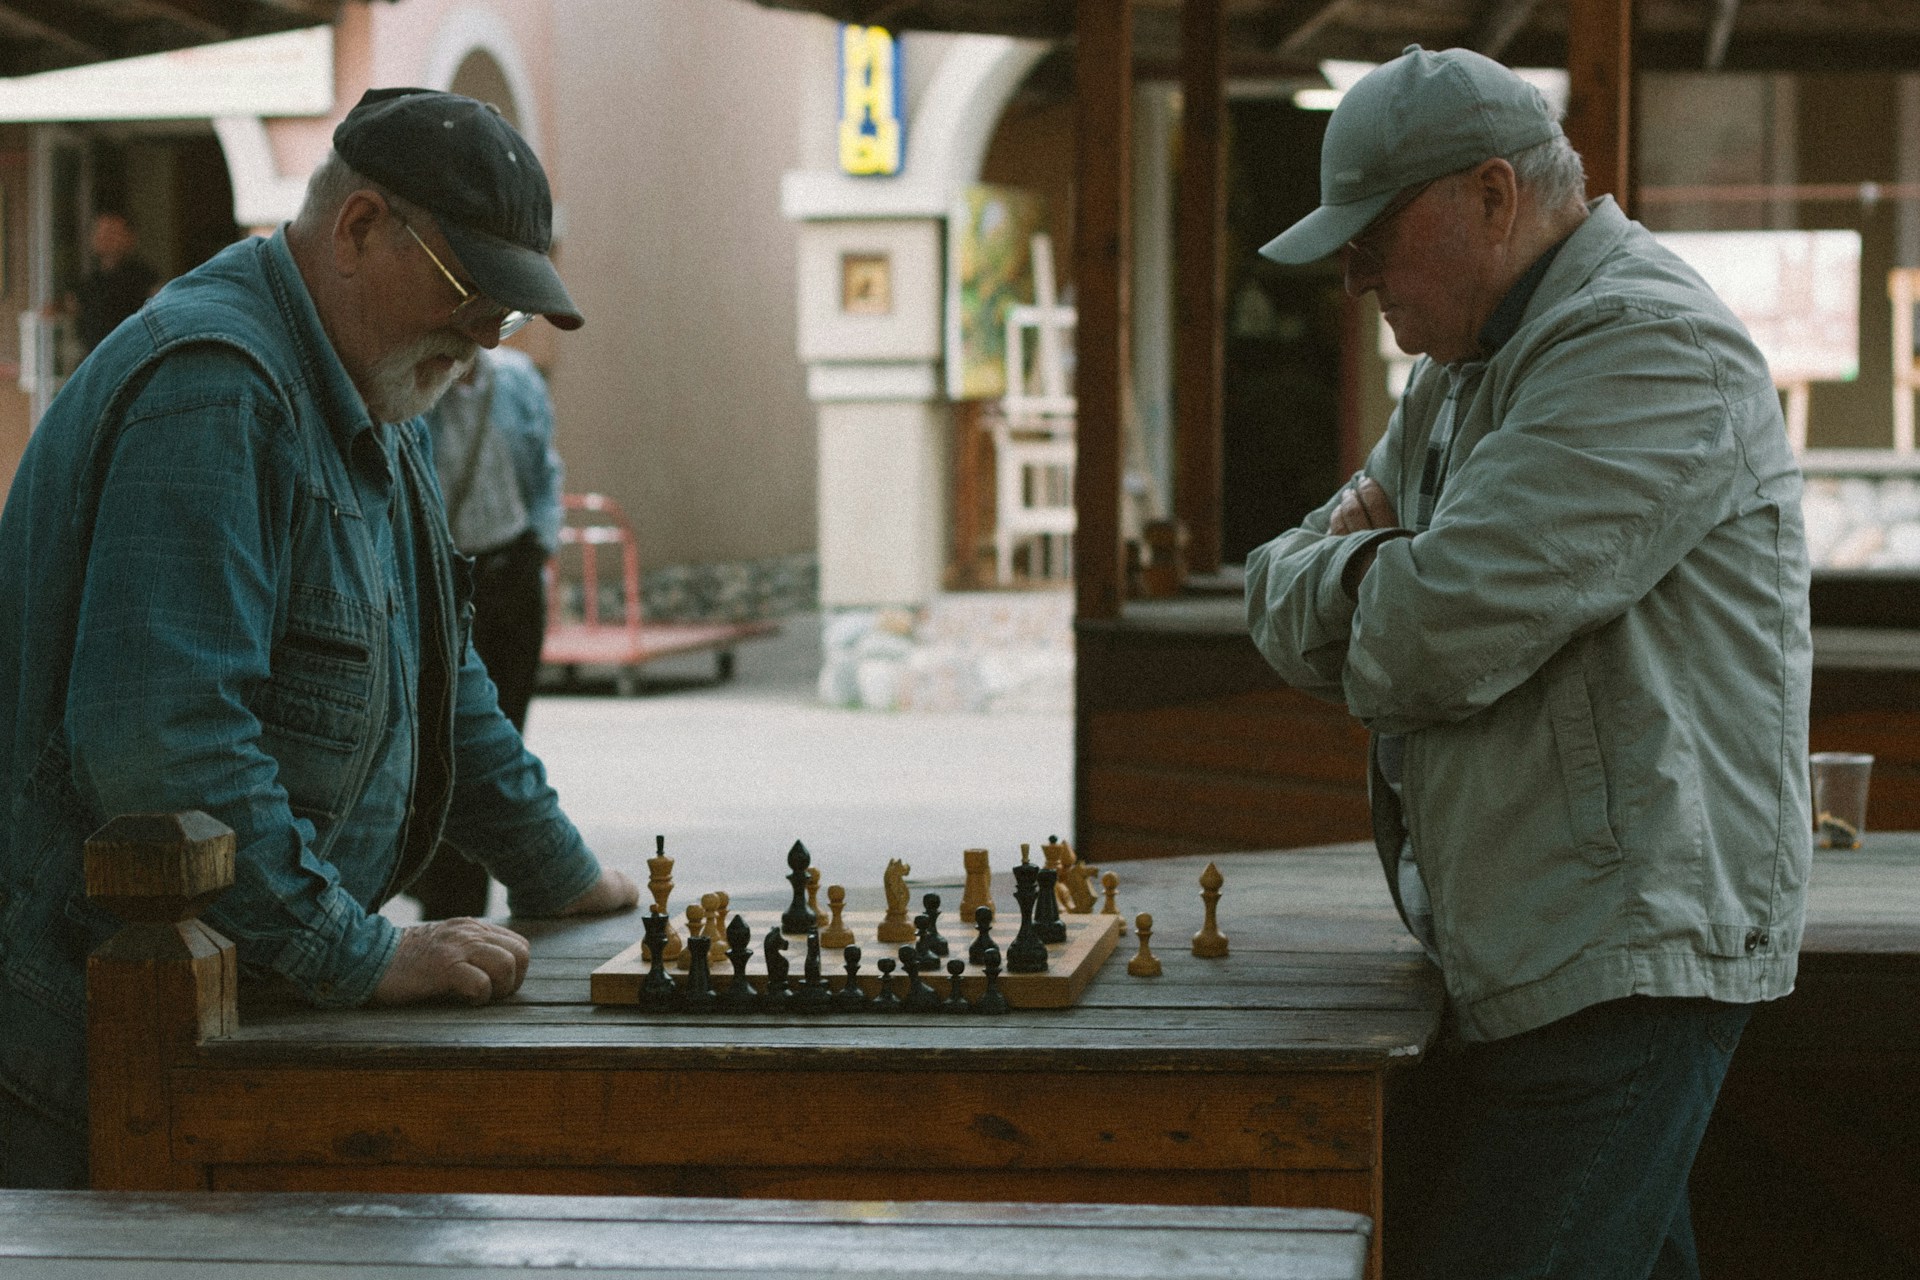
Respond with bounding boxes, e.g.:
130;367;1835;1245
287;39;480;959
363;332;477;423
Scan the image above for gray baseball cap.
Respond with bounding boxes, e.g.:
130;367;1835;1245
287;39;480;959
1260;45;1562;265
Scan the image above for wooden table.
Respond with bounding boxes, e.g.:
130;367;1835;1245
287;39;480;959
85;825;1440;1280
0;1191;1371;1278
1689;833;1920;1276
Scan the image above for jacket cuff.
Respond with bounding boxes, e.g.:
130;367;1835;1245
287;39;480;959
1341;529;1414;601
500;824;603;918
253;886;400;1009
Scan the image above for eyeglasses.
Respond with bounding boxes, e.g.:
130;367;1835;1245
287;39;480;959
398;217;534;339
1342;179;1437;276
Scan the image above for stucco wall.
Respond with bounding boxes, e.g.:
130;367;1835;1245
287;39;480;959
548;0;820;569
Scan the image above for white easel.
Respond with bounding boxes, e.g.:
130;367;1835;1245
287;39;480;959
989;234;1077;583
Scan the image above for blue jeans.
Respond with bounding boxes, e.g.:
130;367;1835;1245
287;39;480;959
1390;995;1752;1280
0;1081;87;1189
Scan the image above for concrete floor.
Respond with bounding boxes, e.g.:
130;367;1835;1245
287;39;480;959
384;614;1073;924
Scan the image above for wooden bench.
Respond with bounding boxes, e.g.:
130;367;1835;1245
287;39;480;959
0;1191;1371;1278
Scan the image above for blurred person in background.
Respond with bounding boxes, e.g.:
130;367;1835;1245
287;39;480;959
409;343;566;919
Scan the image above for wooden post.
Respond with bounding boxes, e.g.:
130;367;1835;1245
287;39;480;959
1073;0;1132;620
1175;0;1227;575
86;810;237;1189
1564;0;1634;215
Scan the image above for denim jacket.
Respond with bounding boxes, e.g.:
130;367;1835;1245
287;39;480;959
0;230;603;1130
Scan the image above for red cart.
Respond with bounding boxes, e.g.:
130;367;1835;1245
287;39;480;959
541;493;779;695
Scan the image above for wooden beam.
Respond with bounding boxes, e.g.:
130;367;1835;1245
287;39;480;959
1564;0;1633;215
1704;0;1740;71
114;0;235;43
1074;0;1131;621
0;0;111;62
1468;0;1545;61
1175;0;1225;575
1275;0;1354;56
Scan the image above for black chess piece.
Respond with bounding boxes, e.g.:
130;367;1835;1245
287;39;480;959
1035;866;1067;944
900;944;940;1013
639;912;679;1012
913;913;941;973
782;840;816;935
921;893;950;957
761;926;793;1011
682;935;718;1012
942;958;971;1012
873;956;901;1011
1007;860;1050;974
975;949;1010;1015
833;945;870;1011
717;915;759;1012
967;904;996;966
796;929;832;1013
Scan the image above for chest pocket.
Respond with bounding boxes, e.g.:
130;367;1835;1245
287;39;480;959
254;581;383;823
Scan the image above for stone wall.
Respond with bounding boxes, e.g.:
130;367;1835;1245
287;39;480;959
818;591;1074;714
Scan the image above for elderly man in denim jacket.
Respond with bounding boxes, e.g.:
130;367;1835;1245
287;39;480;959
1246;48;1810;1279
0;89;638;1188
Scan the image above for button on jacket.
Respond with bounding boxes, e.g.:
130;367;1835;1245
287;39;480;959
1246;197;1812;1041
0;229;603;1130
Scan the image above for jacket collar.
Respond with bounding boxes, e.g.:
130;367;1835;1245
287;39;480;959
258;226;377;456
1511;194;1634;337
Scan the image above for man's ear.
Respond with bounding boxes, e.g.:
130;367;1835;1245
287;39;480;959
1474;158;1519;244
331;190;388;276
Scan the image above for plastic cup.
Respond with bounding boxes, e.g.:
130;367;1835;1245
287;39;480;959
1810;752;1873;849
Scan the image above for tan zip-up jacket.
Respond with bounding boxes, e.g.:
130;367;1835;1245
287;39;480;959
1246;197;1812;1041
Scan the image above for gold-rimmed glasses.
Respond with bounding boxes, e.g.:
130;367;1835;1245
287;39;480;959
398;217;533;339
1342;178;1438;276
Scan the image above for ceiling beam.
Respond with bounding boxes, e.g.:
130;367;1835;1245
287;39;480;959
1273;0;1356;56
113;0;236;43
0;0;112;62
1704;0;1740;70
1469;0;1545;61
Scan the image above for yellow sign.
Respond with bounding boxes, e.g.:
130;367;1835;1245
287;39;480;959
839;25;902;177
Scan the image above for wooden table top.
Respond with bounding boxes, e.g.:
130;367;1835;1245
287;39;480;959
215;848;1442;1073
0;1192;1371;1279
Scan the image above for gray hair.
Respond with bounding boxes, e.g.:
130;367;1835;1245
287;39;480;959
291;149;425;237
1506;134;1587;214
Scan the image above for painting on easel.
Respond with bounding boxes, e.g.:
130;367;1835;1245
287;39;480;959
946;183;1048;401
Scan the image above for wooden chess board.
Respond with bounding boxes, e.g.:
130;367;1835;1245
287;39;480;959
591;910;1123;1009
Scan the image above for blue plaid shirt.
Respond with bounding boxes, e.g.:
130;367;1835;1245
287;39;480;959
0;229;601;1131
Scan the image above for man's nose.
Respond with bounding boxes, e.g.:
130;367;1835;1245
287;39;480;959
457;312;504;349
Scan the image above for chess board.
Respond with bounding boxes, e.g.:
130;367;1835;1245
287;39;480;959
591;910;1123;1009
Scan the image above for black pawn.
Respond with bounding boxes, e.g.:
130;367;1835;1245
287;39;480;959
1007;860;1049;974
913;913;940;973
967;904;996;966
976;949;1010;1015
781;839;816;935
682;935;718;1012
761;926;793;1011
717;915;758;1012
795;929;832;1013
873;957;901;1011
833;945;870;1010
639;913;679;1012
1035;866;1067;944
942;958;971;1012
921;893;950;957
900;944;940;1013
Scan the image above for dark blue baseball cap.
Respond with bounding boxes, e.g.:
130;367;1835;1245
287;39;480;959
334;87;582;330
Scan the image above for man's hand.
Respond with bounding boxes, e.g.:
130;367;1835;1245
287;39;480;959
558;868;640;916
1328;475;1399;535
372;917;531;1007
